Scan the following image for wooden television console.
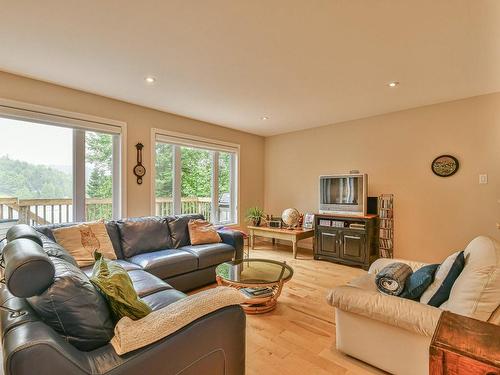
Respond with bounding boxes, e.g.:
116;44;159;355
314;213;379;270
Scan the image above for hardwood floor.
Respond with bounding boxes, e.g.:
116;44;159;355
237;241;385;375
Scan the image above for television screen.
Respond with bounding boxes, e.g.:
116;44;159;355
321;176;359;205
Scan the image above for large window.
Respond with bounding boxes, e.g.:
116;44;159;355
154;130;238;224
0;101;124;225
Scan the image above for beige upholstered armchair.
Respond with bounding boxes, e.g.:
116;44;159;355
327;236;500;375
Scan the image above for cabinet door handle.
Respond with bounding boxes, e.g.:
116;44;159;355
344;235;361;240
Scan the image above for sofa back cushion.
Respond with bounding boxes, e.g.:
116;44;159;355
117;217;172;258
52;221;117;267
36;221;124;260
27;257;114;351
445;236;500;321
167;214;204;248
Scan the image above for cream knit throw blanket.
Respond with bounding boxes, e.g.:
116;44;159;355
111;286;245;355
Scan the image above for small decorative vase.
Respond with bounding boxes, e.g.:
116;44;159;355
252;218;261;227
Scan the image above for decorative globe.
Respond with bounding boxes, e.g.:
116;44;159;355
281;208;300;228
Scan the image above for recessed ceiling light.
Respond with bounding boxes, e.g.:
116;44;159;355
261;116;269;120
387;81;399;88
145;76;156;84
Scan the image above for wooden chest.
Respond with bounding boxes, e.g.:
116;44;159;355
430;311;500;375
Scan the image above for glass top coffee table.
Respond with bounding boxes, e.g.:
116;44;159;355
216;258;294;314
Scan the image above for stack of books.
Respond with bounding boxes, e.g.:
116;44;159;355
240;287;274;299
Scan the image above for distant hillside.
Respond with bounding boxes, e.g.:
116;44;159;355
0;156;72;199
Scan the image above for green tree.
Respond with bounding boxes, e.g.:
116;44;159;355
86;132;113;199
155;143;173;198
0;156;72;199
180;146;212;197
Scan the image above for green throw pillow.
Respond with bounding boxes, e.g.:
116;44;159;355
90;252;151;322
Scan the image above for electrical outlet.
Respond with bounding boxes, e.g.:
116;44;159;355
479;174;488;184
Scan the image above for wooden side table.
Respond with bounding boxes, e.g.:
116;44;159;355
430;311;500;374
247;226;314;258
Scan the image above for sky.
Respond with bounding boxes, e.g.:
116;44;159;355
0;117;73;166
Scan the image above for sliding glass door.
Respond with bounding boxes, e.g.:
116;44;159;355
154;131;238;225
0;114;123;225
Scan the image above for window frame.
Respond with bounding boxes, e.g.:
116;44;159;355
151;128;240;225
0;98;127;220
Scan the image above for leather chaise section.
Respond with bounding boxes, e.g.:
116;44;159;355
165;266;218;292
80;260;142;277
3;217;247;375
180;243;234;269
141;289;187;311
126;270;173;297
127;249;198;279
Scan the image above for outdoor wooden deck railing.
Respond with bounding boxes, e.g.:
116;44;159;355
0;197;212;225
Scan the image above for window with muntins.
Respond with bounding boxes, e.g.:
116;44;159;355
0;102;124;225
154;130;238;225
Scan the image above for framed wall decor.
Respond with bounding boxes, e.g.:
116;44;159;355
431;155;459;177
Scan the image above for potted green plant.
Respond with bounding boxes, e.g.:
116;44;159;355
246;207;265;227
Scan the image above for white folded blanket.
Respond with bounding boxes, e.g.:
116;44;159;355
111;286;245;355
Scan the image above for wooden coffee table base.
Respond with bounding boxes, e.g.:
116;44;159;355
216;276;285;314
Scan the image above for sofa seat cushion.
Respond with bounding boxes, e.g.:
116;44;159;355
329;285;442;337
127;270;173;297
127;249;198;279
141;289;187;311
180;243;235;269
81;260;141;277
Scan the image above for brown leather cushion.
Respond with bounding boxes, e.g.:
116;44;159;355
188;220;221;246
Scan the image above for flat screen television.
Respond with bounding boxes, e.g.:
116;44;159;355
319;174;367;216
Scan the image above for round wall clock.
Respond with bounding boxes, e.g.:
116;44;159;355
134;143;146;184
431;155;459;177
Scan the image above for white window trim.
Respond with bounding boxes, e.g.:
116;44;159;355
0;98;128;219
151;128;240;225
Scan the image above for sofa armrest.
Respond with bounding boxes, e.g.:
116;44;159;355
3;305;246;375
368;257;429;274
217;229;244;260
329;285;441;337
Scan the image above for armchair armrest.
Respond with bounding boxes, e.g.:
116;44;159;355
368;257;429;274
217;229;244;260
329;285;441;337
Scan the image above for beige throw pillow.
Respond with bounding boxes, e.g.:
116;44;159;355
53;220;117;267
188;219;221;245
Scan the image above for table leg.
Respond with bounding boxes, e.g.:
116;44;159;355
272;238;275;246
292;240;297;259
250;232;255;250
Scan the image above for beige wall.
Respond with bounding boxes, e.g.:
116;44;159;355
265;93;500;263
0;71;265;224
2;71;499;263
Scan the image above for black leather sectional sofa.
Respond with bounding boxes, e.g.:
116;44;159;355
0;214;246;375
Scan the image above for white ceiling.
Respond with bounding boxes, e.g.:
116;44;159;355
1;1;499;136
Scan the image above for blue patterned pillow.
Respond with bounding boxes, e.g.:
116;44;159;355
401;264;439;300
427;251;465;307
